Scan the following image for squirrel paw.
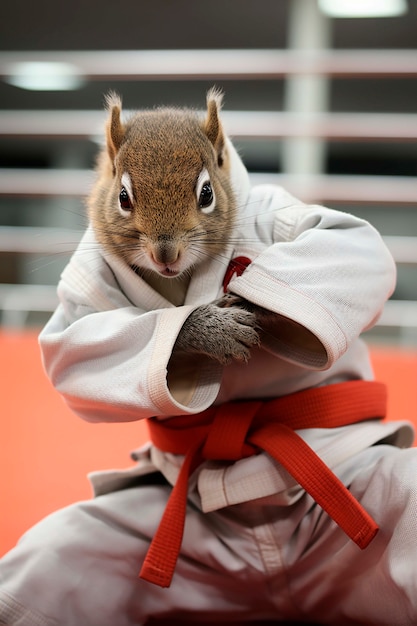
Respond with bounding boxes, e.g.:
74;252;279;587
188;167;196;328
216;293;275;329
174;303;260;364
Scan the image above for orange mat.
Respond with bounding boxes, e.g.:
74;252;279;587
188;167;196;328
1;330;416;557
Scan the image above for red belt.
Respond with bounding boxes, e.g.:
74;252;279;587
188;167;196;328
140;380;387;588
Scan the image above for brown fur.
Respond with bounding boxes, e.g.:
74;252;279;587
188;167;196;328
88;88;236;303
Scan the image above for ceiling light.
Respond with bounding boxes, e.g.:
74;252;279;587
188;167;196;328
318;0;408;18
5;62;86;91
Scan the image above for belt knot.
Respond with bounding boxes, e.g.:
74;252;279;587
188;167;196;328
202;401;262;460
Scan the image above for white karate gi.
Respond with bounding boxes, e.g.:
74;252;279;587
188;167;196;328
0;141;416;626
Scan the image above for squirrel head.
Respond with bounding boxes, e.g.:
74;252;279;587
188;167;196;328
88;88;238;281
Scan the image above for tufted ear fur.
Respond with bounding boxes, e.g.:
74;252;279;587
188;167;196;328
105;92;125;168
204;87;225;166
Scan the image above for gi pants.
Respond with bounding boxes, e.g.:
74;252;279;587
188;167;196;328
1;444;417;626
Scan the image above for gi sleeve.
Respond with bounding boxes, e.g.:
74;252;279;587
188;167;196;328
227;190;396;370
39;230;222;424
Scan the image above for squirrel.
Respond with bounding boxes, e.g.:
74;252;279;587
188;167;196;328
88;88;268;366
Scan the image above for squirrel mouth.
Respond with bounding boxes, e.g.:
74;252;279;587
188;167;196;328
159;267;180;277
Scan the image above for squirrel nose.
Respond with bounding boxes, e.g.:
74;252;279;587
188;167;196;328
151;237;180;265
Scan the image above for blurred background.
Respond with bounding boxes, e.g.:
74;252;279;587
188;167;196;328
0;0;416;345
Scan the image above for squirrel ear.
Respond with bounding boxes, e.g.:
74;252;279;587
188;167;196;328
204;87;225;166
105;92;125;166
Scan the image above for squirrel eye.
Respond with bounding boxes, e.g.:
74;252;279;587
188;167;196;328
119;187;133;213
198;182;214;209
